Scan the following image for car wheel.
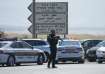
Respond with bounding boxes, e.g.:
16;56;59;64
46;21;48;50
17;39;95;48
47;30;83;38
98;60;102;64
61;60;66;63
2;64;5;67
87;58;95;62
88;59;93;62
37;53;44;65
78;60;85;64
16;63;21;66
7;56;15;66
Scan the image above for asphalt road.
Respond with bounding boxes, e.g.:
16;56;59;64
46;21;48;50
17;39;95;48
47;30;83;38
0;61;105;74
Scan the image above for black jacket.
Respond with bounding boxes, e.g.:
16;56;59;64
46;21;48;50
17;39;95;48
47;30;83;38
47;34;59;48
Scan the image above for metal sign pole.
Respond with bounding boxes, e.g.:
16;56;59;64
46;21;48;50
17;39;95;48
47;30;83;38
32;0;37;38
64;34;66;38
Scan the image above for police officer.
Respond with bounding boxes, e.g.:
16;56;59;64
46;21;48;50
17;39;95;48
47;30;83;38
47;29;60;68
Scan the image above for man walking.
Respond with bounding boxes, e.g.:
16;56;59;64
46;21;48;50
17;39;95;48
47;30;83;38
47;30;60;68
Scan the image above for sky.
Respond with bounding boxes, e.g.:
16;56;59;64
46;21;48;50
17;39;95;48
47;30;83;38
0;0;105;34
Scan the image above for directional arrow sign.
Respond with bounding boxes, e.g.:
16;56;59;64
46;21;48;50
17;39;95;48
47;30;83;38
28;25;33;33
28;2;67;13
28;14;32;23
28;3;32;12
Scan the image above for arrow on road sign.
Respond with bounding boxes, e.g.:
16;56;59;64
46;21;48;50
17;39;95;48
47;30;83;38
28;3;32;12
28;25;33;33
28;14;32;23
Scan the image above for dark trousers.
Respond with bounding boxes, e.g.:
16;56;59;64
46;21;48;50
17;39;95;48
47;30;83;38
48;47;57;67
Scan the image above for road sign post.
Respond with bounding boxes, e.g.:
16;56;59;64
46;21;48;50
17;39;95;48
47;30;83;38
32;0;37;38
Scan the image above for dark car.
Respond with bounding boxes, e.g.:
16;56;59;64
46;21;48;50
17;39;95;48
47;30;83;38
81;39;102;56
86;47;98;62
86;40;104;62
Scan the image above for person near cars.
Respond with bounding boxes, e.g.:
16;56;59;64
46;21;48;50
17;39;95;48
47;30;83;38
47;29;60;68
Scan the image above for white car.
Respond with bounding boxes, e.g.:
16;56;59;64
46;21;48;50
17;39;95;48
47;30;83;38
56;39;85;63
96;47;105;63
0;41;45;66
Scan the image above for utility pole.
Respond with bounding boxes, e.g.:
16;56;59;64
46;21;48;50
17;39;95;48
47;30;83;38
32;0;37;38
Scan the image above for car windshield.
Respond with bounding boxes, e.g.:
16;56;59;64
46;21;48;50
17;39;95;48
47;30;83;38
0;43;7;48
59;41;80;46
96;41;105;47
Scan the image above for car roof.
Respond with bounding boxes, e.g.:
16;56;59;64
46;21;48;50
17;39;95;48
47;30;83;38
0;41;33;47
0;41;13;43
82;39;103;41
22;39;45;41
62;39;79;41
0;40;25;43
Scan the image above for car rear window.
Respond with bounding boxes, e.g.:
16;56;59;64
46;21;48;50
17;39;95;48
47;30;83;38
0;43;7;48
60;41;80;46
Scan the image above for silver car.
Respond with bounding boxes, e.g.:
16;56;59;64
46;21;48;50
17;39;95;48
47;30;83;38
0;41;45;66
56;40;85;63
96;41;105;63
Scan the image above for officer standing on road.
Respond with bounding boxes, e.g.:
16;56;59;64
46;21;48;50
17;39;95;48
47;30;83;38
47;29;60;68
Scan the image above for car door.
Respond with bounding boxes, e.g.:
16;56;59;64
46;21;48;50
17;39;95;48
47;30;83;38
10;42;37;63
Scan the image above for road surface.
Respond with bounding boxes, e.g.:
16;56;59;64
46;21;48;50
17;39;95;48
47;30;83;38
0;61;105;74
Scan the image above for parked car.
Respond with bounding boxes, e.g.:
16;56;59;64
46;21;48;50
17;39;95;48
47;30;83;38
96;41;105;63
86;40;104;62
81;39;102;56
0;41;45;66
56;39;85;63
86;47;98;62
22;39;50;62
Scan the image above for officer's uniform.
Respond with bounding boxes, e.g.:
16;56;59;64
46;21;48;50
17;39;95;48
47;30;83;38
47;33;59;68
